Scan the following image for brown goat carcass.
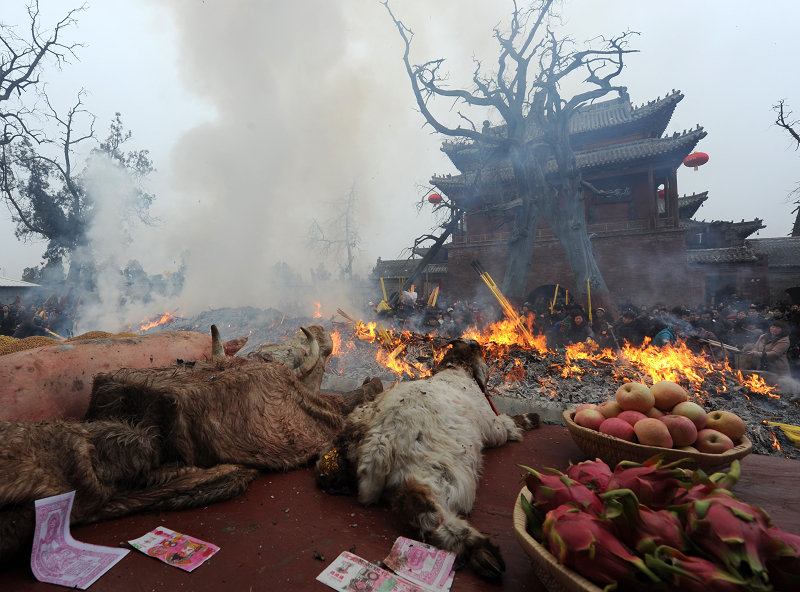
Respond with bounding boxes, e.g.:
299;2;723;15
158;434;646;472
315;338;540;579
0;325;382;564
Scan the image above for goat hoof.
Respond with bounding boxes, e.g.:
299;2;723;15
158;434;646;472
468;539;505;579
514;412;541;430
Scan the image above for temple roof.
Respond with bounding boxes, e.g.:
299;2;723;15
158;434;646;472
441;91;685;170
432;127;707;197
682;218;766;240
686;245;760;264
678;192;709;219
747;237;800;267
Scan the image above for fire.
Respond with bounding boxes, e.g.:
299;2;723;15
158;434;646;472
137;312;180;332
331;310;782;404
313;302;323;319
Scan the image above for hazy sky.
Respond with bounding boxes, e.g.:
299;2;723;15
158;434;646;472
2;1;799;312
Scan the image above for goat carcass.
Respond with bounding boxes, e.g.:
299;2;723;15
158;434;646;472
315;339;539;579
0;325;382;564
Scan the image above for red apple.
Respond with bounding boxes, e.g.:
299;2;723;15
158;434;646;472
574;408;606;431
597;400;622;418
645;406;664;419
704;410;746;441
671;401;708;431
615;382;655;413
574;403;598;414
659;414;698;447
599;417;636;442
617;410;647;427
651;380;689;411
633;417;673;448
695;429;735;454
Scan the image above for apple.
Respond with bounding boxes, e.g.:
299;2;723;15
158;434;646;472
645;406;665;419
617;410;647;427
633;417;673;448
651;381;689;411
574;403;598;414
615;382;655;413
597;400;622;418
705;410;746;441
599;417;636;442
677;445;699;453
659;414;698;447
574;408;606;431
671;401;708;431
695;429;735;454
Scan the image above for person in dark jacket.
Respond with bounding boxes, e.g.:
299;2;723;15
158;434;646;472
741;320;791;375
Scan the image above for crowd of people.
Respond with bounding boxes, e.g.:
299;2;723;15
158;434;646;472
0;295;77;339
369;290;800;381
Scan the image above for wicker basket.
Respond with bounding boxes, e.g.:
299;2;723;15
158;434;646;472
563;409;752;472
513;487;602;592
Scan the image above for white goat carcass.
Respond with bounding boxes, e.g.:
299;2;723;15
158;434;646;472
315;339;539;579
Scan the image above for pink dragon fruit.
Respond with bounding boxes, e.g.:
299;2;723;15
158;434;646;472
685;489;775;588
518;464;603;515
542;504;661;590
764;526;800;589
645;545;752;592
672;460;742;506
600;488;686;555
605;455;688;509
565;458;613;492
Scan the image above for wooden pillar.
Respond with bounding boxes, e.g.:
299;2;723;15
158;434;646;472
668;167;679;227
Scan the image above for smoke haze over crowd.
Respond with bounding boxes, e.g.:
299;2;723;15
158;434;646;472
2;1;799;323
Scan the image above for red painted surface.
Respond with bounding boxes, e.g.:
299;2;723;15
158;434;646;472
2;425;797;591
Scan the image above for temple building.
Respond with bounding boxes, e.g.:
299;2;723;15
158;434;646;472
374;91;800;308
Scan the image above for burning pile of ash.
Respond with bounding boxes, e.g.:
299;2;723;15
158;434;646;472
141;307;800;460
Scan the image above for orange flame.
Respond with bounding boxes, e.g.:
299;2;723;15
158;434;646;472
138;312;179;332
313;302;323;319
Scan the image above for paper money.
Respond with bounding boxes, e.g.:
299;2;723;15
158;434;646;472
128;527;219;572
383;537;456;592
31;491;130;590
317;551;423;592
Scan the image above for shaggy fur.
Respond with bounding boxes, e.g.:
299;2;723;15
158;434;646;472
316;339;540;579
0;326;383;564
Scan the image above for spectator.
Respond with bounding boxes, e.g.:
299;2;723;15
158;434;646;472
613;309;647;347
741;319;791;376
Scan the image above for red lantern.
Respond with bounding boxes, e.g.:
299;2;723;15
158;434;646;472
657;189;665;199
683;152;709;171
428;193;443;204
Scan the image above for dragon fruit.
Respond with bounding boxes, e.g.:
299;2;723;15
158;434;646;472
601;488;686;555
542;504;661;590
764;526;800;589
645;545;753;592
685;489;775;588
672;460;742;506
518;464;603;515
565;458;613;492
605;455;688;509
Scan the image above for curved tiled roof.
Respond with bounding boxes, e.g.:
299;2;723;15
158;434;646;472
441;91;684;169
431;127;707;196
682;218;766;240
686;246;760;264
678;192;709;219
747;237;800;267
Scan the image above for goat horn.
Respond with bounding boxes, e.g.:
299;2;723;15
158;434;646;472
294;326;320;378
211;325;225;358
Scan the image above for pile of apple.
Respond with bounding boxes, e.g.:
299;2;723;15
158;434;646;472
572;381;746;453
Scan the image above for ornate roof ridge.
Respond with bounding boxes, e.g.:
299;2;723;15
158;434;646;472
441;90;684;154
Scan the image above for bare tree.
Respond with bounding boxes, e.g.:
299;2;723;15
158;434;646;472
307;184;363;280
773;100;800;236
383;0;636;308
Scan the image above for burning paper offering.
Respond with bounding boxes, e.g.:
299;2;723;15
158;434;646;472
31;491;129;589
317;551;423;592
128;527;219;572
383;537;456;592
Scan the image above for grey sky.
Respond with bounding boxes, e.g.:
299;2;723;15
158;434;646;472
2;1;799;311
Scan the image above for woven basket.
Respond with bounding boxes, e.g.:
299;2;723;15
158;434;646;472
563;410;752;472
513;487;602;592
